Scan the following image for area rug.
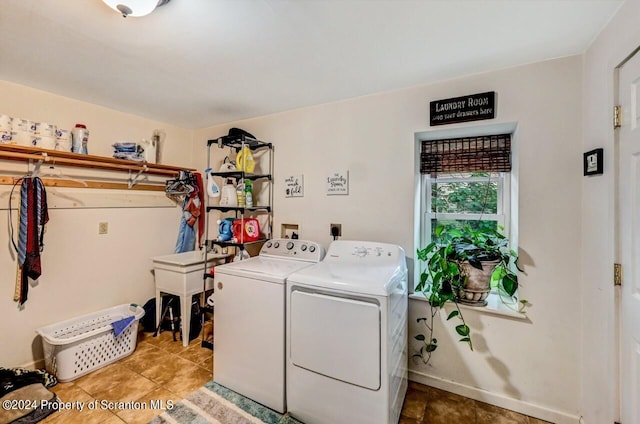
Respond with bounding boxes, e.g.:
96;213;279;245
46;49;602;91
148;381;303;424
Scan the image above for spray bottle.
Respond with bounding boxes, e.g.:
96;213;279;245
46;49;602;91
204;168;220;198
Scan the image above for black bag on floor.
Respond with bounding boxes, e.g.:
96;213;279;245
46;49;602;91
140;298;157;332
141;296;202;341
188;300;202;342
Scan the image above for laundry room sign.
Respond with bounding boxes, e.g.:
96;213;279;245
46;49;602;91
430;91;496;126
285;175;304;197
326;171;349;195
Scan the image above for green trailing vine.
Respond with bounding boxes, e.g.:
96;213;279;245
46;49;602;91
414;225;522;365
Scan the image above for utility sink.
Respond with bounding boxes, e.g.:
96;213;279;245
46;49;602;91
154;250;215;276
152;250;229;346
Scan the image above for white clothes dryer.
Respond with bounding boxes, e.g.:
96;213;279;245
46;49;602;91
286;240;408;424
213;239;325;413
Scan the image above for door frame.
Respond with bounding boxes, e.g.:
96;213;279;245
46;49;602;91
614;45;640;424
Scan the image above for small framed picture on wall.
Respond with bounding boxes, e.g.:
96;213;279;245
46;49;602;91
326;170;349;195
583;148;603;176
285;175;304;197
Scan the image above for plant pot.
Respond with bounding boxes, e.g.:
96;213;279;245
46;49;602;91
455;260;499;306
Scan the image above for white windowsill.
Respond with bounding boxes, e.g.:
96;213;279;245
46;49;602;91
408;291;528;320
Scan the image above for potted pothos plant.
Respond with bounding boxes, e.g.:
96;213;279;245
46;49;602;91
414;225;522;365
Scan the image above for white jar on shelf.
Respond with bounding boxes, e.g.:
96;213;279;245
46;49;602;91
71;123;89;154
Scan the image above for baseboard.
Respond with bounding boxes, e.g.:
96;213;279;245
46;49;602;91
409;370;581;424
17;358;45;371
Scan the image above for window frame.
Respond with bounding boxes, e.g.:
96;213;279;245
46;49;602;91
413;122;519;302
421;172;510;250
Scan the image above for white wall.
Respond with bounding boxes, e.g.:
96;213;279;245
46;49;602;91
195;56;584;423
581;1;640;423
0;81;194;367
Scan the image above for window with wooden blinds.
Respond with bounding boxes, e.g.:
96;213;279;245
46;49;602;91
420;134;511;175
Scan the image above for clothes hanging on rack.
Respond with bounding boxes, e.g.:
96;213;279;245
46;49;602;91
184;194;201;228
194;172;205;248
165;170;197;196
171;171;205;253
11;177;49;306
174;196;196;253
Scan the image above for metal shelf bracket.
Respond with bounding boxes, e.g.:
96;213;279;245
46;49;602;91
128;165;148;189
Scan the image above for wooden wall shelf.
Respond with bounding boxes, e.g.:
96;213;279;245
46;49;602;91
0;145;192;176
0;145;195;190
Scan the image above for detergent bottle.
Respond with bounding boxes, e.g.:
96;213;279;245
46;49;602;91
236;146;255;173
220;178;237;207
232;218;260;243
217;218;235;242
236;182;246;207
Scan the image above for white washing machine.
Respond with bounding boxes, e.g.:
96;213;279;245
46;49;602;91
286;240;408;424
213;239;325;413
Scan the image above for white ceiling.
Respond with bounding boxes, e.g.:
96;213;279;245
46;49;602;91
0;0;623;129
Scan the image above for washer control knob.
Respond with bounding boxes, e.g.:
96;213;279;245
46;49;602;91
309;245;316;253
286;241;295;250
266;241;272;248
301;244;308;251
274;242;280;248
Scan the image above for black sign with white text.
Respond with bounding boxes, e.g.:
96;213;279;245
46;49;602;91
430;91;496;126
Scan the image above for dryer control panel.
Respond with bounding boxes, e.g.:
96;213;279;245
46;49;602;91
260;239;325;262
352;246;390;258
325;240;405;266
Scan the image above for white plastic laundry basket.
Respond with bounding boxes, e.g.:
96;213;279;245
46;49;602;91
36;304;145;382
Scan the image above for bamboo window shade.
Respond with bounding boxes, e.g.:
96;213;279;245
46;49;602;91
420;134;511;175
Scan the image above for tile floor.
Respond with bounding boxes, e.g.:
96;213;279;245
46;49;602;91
400;382;553;424
40;329;553;424
42;329;212;424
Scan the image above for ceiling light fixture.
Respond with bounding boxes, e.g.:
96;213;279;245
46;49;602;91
101;0;170;18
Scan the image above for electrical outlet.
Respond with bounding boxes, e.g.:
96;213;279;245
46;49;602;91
98;222;108;235
330;223;342;237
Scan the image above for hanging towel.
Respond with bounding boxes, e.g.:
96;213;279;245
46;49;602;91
11;177;48;305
